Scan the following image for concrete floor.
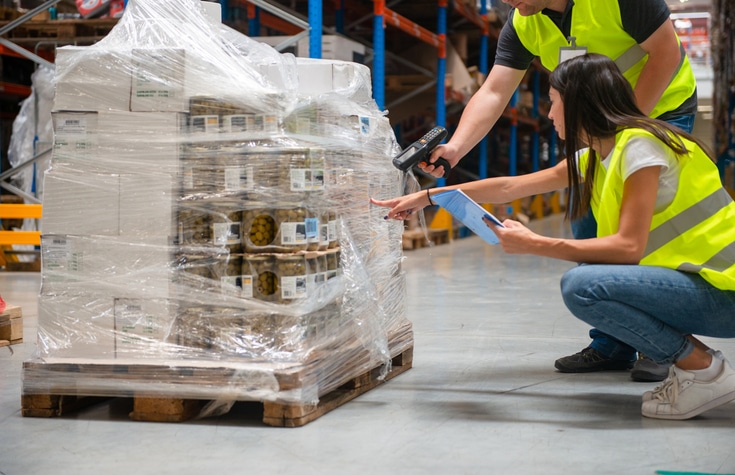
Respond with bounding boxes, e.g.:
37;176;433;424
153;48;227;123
1;214;734;475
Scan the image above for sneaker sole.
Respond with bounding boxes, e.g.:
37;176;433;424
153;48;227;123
554;361;634;373
642;390;735;420
630;370;668;383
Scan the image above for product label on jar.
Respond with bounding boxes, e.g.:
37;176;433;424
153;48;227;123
240;275;254;299
281;275;307;299
290;168;325;191
221;275;244;296
191;115;220;133
223;166;253;191
213;222;242;246
320;223;329;245
222;114;248;133
305;217;319;242
280;222;307;245
263;114;279;133
290;168;308;191
328;219;338;242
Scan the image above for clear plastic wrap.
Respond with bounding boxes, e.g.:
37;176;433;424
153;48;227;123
23;0;412;409
6;66;55;260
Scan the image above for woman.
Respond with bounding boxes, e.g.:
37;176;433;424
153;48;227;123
371;53;735;420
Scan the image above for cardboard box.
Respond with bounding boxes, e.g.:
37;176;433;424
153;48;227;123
294;58;372;98
113;297;175;359
0;305;22;343
96;111;186;174
41;170;120;236
130;48;219;112
297;35;366;63
119;173;176;243
52;111;99;165
54;46;132;112
36;293;116;359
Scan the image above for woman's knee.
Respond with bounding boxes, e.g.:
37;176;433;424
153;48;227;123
560;266;597;312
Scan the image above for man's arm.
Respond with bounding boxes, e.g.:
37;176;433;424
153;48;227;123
421;65;527;177
631;14;683;115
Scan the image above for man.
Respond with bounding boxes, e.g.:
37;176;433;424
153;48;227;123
422;0;698;382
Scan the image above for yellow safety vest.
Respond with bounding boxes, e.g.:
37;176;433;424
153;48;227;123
512;0;696;119
582;128;735;290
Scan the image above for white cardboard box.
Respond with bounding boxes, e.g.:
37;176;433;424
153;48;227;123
113;297;176;359
130;48;187;112
119;172;176;244
294;58;372;97
96;111;185;174
297;35;366;63
53;46;132;112
41;170;120;236
37;293;117;359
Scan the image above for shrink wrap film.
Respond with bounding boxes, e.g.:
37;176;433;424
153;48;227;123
25;0;412;409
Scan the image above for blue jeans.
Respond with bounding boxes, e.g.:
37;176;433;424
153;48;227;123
570;113;697;360
561;265;735;365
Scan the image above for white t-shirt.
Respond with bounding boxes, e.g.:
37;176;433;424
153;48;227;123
600;136;680;213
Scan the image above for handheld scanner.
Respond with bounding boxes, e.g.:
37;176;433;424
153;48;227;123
392;126;451;178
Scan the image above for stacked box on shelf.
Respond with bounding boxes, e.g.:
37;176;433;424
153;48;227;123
24;0;411;413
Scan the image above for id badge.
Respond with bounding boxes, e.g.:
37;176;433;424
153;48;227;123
559;36;587;63
559;45;587;63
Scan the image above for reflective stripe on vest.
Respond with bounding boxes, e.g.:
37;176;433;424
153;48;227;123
512;1;696;119
591;128;735;290
645;187;733;257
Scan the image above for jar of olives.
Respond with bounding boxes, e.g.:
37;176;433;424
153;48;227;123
242;254;278;302
276;254;308;301
242;205;310;253
177;205;211;247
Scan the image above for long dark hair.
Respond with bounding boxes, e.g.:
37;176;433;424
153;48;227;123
548;53;711;221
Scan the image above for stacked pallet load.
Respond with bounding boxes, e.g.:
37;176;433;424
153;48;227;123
22;0;412;426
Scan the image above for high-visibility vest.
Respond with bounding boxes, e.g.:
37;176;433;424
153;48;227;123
582;128;735;290
512;1;696;119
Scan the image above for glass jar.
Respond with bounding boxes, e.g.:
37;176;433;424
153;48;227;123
177;205;211;247
242;254;278;302
242;205;310;253
209;205;243;253
275;254;308;301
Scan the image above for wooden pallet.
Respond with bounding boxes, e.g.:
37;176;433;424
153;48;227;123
0;18;118;41
0;304;22;346
22;323;414;427
402;228;450;250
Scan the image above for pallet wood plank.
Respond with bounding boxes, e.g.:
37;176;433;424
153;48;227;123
262;346;413;427
21;394;109;417
130;397;202;422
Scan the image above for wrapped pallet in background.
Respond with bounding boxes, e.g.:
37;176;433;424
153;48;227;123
23;0;411;413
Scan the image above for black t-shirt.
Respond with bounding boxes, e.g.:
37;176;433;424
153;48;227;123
495;0;697;119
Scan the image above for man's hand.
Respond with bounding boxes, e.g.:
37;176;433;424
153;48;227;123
418;143;462;178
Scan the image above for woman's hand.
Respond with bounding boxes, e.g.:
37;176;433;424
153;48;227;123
370;191;431;220
484;217;540;254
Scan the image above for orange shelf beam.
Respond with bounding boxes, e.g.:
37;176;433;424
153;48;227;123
0;82;31;96
383;7;443;50
0;204;43;219
0;231;41;246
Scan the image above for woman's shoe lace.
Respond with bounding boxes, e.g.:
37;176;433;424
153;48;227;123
651;368;679;405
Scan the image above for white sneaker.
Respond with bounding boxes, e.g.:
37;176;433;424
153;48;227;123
641;355;735;420
642;350;726;403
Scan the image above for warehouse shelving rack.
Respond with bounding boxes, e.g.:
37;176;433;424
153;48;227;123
0;0;59;259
